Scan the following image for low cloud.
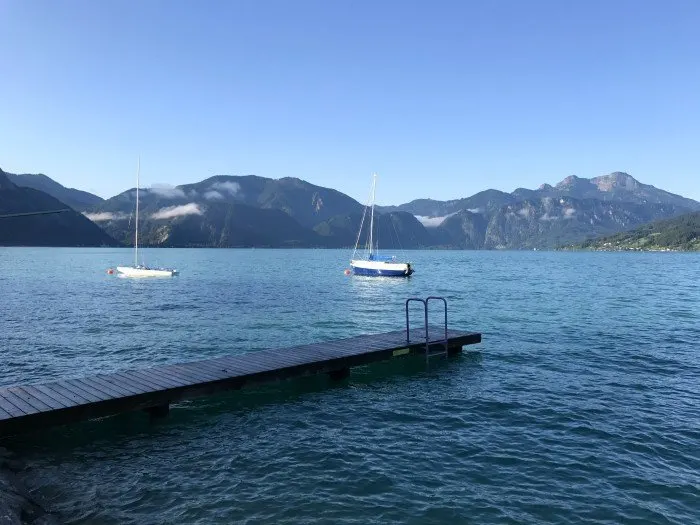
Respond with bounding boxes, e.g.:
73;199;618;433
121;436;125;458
414;214;452;227
211;181;240;195
151;203;203;220
563;207;576;218
83;212;127;222
149;184;186;199
517;208;532;218
204;190;224;200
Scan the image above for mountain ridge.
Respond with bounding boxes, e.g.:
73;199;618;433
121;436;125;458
4;170;104;211
5;167;699;249
561;211;700;251
380;172;699;219
0;169;119;246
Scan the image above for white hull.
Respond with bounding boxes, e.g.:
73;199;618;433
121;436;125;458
116;266;177;278
350;259;413;276
349;173;414;277
112;158;180;278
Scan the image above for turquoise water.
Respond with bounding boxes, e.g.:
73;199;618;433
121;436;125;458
0;248;698;524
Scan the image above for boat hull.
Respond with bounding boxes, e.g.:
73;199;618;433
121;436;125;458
350;260;413;277
116;266;177;278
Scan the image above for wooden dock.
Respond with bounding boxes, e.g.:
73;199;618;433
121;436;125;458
0;327;481;437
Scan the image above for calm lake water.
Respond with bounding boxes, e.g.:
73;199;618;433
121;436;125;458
0;248;698;524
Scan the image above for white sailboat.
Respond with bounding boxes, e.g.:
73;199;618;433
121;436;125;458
116;158;178;278
350;173;413;277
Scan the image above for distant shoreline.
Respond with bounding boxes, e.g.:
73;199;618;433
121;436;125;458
2;244;699;252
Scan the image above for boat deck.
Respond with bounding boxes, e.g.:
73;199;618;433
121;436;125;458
0;327;481;436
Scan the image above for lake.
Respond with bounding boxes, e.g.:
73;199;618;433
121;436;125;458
0;248;698;524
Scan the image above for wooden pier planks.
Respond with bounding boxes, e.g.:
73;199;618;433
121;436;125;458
0;328;481;436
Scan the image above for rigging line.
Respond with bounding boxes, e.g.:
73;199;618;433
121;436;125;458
352;177;375;260
389;212;409;261
375;217;379;255
351;198;369;260
367;173;377;258
0;209;71;219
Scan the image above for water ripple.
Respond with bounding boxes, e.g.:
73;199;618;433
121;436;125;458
1;248;699;524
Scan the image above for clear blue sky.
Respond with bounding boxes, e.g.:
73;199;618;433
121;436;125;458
1;0;699;205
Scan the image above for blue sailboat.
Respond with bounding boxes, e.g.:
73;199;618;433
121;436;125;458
350;174;414;277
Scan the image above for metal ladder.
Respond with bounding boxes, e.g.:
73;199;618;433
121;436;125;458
405;296;449;362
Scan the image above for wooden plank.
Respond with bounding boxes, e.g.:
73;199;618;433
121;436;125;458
143;367;201;387
71;376;129;399
205;356;254;375
0;328;482;437
148;365;207;386
110;371;167;394
160;363;223;384
371;334;408;347
156;365;216;386
130;368;187;391
215;356;272;376
251;335;401;368
204;356;259;376
256;351;330;369
0;395;26;418
123;369;185;390
184;359;239;378
1;391;41;415
226;347;344;376
0;403;15;420
260;345;344;365
2;390;44;414
313;340;363;354
228;352;291;374
312;340;386;359
60;379;112;403
10;387;55;412
73;377;128;399
91;374;147;396
13;386;64;411
238;349;315;369
109;372;163;394
100;372;159;394
180;361;237;380
331;338;388;354
213;355;286;379
33;384;79;408
251;346;325;366
176;361;238;381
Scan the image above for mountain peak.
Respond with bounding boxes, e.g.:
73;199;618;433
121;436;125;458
555;175;584;189
591;172;640;192
0;169;16;190
538;183;554;191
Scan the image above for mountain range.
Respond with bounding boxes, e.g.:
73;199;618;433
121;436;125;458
564;211;700;251
0;169;118;247
2;167;699;249
5;171;103;211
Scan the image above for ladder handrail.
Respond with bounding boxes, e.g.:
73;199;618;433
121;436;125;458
405;297;449;362
405;298;427;345
426;296;448;353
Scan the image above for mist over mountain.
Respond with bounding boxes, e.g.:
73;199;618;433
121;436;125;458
5;167;699;249
380;172;699;249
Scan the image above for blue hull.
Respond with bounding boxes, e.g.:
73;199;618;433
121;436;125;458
352;266;413;277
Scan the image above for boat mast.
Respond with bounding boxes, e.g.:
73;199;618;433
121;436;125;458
368;173;376;257
135;156;140;267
